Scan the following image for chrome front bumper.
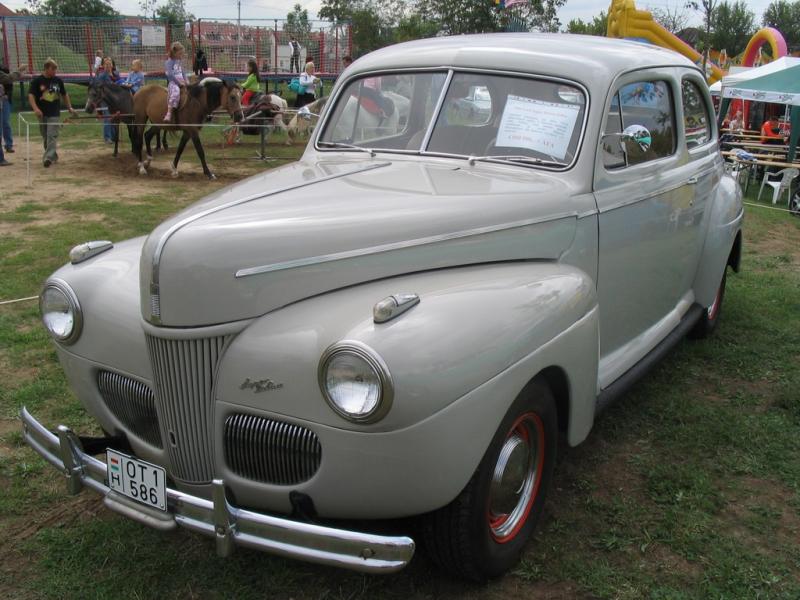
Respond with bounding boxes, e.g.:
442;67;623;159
20;407;415;573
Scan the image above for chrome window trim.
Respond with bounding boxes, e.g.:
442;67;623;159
315;67;590;172
681;74;718;151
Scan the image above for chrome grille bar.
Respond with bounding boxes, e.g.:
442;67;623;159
224;413;322;485
146;335;228;483
97;370;162;448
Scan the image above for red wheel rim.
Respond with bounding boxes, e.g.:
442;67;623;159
708;280;723;321
487;412;545;543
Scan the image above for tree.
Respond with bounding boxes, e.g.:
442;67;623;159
709;1;755;56
565;11;607;35
650;5;691;33
27;0;117;17
394;13;440;42
686;0;718;76
762;0;800;48
155;0;193;26
285;3;312;36
421;0;564;35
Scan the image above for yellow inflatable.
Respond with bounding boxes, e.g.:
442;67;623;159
607;0;724;83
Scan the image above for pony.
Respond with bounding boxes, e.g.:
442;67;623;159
286;96;328;145
84;79;134;157
85;80;169;156
132;78;243;180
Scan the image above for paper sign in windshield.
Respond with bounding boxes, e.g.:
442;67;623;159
496;95;580;160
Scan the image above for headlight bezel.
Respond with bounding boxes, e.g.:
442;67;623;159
318;340;394;424
39;278;82;345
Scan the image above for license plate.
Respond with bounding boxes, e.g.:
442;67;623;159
106;449;167;512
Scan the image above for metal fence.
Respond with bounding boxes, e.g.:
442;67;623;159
0;16;351;77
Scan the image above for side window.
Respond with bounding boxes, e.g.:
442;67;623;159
682;79;711;148
604;80;676;169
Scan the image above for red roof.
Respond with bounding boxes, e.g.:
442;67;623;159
0;3;16;16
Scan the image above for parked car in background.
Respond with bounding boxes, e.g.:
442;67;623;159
23;33;742;581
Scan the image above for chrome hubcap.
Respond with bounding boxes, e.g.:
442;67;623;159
488;414;542;541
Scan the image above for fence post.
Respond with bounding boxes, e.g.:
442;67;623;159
86;23;94;76
190;20;196;64
165;20;171;55
25;27;33;73
273;20;279;93
255;27;261;73
334;25;339;74
319;31;325;73
1;19;10;72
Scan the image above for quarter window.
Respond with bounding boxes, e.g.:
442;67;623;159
603;80;676;169
682;80;711;148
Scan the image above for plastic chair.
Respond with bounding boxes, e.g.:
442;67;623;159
758;167;799;204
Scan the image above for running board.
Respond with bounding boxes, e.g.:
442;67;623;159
595;303;703;415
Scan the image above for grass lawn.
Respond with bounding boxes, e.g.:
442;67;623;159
0;126;799;599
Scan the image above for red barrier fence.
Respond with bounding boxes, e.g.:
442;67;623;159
0;16;351;77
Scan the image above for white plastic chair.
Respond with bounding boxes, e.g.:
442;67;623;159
758;167;799;204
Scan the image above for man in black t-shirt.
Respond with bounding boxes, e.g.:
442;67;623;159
27;58;77;167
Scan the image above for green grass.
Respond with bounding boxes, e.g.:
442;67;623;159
0;148;799;598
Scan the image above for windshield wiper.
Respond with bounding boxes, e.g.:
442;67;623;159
318;141;376;156
467;154;566;168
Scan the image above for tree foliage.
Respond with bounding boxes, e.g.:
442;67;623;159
565;11;607;35
285;3;312;35
709;1;755;56
686;0;718;74
650;5;690;33
762;0;800;48
27;0;118;18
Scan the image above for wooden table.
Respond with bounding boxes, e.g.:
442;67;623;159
725;141;789;151
725;156;800;193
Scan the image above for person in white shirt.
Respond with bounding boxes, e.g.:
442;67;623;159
295;61;319;107
92;50;103;76
289;37;301;73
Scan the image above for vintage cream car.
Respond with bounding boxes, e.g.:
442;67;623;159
22;34;742;580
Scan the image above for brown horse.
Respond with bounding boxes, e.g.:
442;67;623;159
132;78;243;179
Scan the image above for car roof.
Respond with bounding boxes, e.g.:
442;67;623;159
347;33;700;91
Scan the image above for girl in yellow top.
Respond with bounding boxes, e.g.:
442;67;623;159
241;59;260;105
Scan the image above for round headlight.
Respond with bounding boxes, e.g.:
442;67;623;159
318;341;393;423
39;279;82;344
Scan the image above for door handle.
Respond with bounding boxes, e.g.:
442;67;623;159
687;176;699;185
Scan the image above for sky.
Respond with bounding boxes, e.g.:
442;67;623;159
0;0;781;31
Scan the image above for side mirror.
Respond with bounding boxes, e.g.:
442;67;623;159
298;105;319;121
620;124;652;153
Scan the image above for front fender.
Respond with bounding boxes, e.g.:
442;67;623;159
213;261;599;518
693;172;743;307
216;262;597;433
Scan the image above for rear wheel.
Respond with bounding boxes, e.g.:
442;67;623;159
690;269;727;339
422;381;557;580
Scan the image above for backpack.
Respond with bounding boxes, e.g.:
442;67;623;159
288;77;301;94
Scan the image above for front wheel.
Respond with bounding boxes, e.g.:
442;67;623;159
422;381;557;580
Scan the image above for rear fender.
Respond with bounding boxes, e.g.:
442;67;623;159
694;172;743;307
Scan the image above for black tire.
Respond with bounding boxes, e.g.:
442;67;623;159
421;380;557;581
790;193;800;217
690;269;727;339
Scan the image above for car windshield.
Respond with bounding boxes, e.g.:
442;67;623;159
318;71;587;168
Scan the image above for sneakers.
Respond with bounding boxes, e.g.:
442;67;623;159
0;159;10;166
43;158;52;168
5;147;14;153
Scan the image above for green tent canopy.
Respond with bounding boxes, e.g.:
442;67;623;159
721;63;800;161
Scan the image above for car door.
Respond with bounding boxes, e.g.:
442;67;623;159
593;69;703;388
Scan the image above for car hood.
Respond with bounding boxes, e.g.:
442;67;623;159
140;157;579;326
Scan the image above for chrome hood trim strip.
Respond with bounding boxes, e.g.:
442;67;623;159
235;211;579;278
149;161;391;311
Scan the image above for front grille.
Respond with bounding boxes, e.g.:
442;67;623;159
224;413;322;485
146;334;228;483
97;370;162;448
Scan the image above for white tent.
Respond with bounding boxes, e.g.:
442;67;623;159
720;57;800;91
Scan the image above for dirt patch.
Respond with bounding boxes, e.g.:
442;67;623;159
718;476;800;559
748;220;800;266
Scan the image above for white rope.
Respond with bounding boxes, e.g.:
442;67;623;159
0;296;38;306
743;201;797;214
